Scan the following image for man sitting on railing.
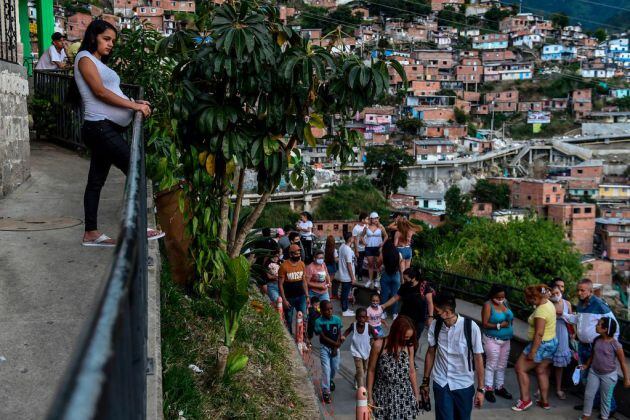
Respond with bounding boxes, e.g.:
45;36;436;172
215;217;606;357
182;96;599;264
35;32;70;71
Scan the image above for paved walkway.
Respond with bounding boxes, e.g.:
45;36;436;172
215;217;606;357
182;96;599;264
0;142;125;419
305;297;630;420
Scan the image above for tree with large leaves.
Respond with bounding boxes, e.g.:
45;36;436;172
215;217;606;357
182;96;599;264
158;0;406;288
364;144;414;198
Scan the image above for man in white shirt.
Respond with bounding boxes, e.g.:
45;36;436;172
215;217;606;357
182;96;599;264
35;32;68;70
423;292;485;420
351;212;368;281
337;232;356;317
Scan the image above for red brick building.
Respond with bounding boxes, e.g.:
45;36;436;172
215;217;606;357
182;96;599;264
548;203;596;254
67;12;92;40
312;220;355;239
595;218;630;277
471;202;493;218
456;55;483;85
489;178;565;215
570;160;603;182
600;205;630;219
389;194;416;209
409;209;446;227
410;80;442;96
572;88;592;120
582;257;613;285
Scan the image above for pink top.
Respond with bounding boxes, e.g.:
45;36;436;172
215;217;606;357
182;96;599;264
305;262;329;293
367;306;383;327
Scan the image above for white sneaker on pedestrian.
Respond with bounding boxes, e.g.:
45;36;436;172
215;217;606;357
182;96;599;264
381;313;387;320
374;281;380;289
365;280;373;289
342;310;356;317
393;313;398;321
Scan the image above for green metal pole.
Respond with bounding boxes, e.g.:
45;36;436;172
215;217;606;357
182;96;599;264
18;0;32;75
36;0;54;58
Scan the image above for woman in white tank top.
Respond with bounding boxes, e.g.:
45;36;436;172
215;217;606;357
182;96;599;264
363;212;387;288
74;20;159;247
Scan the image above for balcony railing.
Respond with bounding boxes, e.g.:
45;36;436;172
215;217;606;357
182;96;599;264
422;266;630;353
0;0;18;64
46;111;149;419
33;70;142;148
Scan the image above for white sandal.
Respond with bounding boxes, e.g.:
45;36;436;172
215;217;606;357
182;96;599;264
147;228;165;240
82;234;116;247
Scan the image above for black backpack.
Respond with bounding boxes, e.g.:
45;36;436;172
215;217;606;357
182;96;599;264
433;316;475;371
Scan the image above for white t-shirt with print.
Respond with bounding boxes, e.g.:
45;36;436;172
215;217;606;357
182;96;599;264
337;243;356;283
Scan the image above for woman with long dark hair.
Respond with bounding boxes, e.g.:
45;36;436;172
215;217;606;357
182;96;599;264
394;218;419;273
379;239;401;319
367;315;419;419
75;20;159;246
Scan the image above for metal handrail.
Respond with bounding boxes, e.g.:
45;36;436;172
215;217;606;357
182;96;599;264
46;111;148;419
33;70;142;148
422;266;630;353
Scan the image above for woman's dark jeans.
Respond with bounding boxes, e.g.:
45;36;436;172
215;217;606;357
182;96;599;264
83;120;130;232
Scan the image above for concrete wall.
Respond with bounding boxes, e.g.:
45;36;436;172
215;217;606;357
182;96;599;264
0;61;30;197
582;123;630;136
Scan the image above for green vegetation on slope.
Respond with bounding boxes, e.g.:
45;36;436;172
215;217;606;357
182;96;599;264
161;258;306;419
413;217;584;291
314;177;390;221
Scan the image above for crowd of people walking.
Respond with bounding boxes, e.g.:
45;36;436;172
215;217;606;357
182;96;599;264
254;212;630;420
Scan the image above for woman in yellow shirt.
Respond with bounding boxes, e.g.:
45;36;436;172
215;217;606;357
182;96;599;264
512;284;558;412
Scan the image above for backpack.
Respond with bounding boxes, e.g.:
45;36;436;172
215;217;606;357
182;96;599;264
434;316;475;371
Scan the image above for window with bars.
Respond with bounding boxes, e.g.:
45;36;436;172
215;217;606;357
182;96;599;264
0;0;18;64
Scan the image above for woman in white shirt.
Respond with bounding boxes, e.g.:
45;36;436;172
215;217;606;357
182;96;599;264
363;212;387;289
296;212;314;263
74;20;157;246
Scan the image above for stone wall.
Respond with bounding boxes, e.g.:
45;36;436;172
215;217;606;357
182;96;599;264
0;61;30;197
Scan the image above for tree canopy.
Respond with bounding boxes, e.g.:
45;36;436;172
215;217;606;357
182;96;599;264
551;12;569;29
445;184;472;222
314;177;390;221
158;0;405;287
364;145;415;198
414;217;584;290
472;179;510;210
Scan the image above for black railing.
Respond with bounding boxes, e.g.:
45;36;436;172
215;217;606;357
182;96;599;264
33;70;142;148
47;111;148;420
422;267;630;353
0;0;18;64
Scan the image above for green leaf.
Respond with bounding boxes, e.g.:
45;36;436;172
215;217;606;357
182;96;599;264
224;350;249;380
309;113;325;129
303;124;317;147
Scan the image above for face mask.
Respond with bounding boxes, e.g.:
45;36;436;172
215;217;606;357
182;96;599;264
371;303;379;308
493;298;505;305
290;255;300;262
315;258;324;265
550;295;561;302
405;339;414;347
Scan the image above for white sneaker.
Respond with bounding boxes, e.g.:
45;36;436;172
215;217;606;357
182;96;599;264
342;310;356;317
381;313;387;320
393;313;398;321
374;281;380;289
365;280;373;289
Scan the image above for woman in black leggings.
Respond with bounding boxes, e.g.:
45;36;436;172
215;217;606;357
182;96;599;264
74;20;161;246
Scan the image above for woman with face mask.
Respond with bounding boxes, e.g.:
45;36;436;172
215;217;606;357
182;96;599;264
550;284;573;400
306;249;331;302
481;284;514;403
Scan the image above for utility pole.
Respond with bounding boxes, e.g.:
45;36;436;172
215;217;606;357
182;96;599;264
490;100;495;137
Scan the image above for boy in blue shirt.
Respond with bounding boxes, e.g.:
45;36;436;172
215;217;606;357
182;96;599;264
314;300;344;403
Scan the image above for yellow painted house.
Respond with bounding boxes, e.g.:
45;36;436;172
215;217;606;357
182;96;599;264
599;184;630;200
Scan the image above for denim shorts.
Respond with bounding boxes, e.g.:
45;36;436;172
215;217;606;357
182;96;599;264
365;246;380;257
309;289;330;302
398;246;412;260
524;337;559;363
